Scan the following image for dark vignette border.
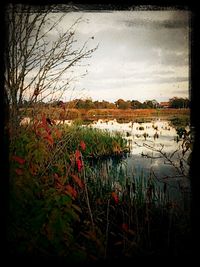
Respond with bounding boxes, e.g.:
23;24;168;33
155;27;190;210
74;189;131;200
1;0;199;265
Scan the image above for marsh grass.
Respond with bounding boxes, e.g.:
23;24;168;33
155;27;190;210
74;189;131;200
59;124;129;158
8;120;192;262
78;155;191;258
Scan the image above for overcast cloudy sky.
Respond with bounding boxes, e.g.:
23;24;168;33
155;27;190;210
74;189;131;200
55;9;190;103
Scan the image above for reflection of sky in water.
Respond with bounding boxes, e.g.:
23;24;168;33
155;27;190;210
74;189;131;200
90;119;191;204
90;119;188;166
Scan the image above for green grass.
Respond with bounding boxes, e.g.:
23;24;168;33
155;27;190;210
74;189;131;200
58;124;129;159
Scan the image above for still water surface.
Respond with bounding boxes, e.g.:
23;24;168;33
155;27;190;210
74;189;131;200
88;118;191;205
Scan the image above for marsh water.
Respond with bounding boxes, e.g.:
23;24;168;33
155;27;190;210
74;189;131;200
87;118;191;208
20;115;191;208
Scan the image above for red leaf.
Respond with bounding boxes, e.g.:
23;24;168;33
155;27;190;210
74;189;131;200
44;134;54;146
71;174;84;188
54;128;62;139
75;150;83;171
15;168;23;175
12;155;25;165
77;159;83;172
75;150;81;161
41;114;47;128
111;192;119;204
46;127;51;135
65;184;77;198
80;140;86;151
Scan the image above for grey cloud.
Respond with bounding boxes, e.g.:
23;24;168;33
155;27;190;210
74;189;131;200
128;76;188;85
94;27;188;65
160;50;189;66
122;11;189;29
64;12;189;68
158;76;188;84
42;11;189;101
84;73;188;89
124;18;188;29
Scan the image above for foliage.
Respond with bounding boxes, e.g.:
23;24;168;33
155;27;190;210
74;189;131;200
9;116;87;258
8;115;192;262
115;99;131;109
169;115;193;167
169;97;190;109
19;97;190;111
176;127;194;167
8;116;127;261
52;124;128;159
169;116;190;128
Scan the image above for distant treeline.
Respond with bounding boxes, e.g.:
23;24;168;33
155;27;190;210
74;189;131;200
21;97;190;110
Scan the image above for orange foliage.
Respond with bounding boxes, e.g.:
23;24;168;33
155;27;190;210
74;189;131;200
44;133;54;146
71;174;84;188
65;184;77;199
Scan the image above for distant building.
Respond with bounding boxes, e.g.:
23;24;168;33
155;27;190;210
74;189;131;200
159;102;170;108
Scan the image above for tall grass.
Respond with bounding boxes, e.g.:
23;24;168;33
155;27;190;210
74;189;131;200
8;118;192;262
81;158;191;258
58;124;129;158
20;107;190;121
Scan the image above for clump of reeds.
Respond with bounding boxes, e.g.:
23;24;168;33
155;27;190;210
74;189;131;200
58;125;128;159
81;159;191;258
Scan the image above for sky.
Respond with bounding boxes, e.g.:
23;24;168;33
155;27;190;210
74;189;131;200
48;9;190;103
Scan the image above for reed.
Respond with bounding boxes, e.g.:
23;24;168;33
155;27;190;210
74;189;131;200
8;117;191;262
80;157;191;257
58;124;128;158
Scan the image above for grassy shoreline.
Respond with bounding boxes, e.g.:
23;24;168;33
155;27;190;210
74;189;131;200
9;112;192;261
20;107;190;121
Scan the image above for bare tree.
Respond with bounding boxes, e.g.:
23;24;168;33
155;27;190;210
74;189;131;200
4;4;98;137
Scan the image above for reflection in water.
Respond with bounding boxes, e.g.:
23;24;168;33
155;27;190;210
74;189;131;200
88;118;191;208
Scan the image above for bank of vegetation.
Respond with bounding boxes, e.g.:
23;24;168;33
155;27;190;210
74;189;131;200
8;115;193;263
21;97;190;110
20;107;190;123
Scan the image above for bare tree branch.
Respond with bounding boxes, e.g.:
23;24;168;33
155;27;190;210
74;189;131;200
4;3;98;138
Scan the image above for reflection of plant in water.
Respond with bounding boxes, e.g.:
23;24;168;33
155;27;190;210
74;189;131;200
141;142;189;179
135;125;193;217
175;126;194;167
88;119;192;257
137;125;193;180
83;158;191;258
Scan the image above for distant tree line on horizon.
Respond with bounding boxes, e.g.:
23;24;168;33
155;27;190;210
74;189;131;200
21;97;190;110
